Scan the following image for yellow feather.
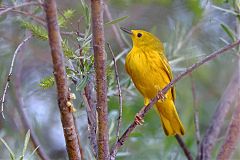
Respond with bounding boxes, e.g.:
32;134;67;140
125;29;185;136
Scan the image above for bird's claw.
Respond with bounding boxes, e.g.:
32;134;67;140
157;91;166;102
134;114;144;125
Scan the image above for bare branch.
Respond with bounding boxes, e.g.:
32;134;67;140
104;3;125;48
71;75;97;157
190;74;201;153
73;116;85;160
82;84;98;156
107;43;123;140
1;34;50;159
197;70;239;160
1;35;32;119
216;97;240;160
175;135;193;160
44;0;81;159
215;4;240;160
11;9;46;26
0;2;42;16
91;0;109;159
14;69;50;160
110;39;240;159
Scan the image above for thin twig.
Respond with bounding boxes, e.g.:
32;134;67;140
172;22;202;56
0;35;32;119
82;84;98;157
11;9;46;26
216;98;240;160
3;34;49;160
91;0;110;159
190;74;201;152
73;115;85;160
0;2;42;16
13;1;50;158
110;39;240;160
107;43;123;141
70;73;97;157
104;3;125;48
44;0;81;159
175;135;193;160
171;9;208;56
197;70;239;160
214;8;240;160
14;69;50;160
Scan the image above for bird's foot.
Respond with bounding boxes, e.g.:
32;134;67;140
157;91;166;102
134;114;144;125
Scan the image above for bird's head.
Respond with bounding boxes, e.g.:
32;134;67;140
121;27;163;50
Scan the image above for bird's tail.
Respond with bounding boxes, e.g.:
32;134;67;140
155;100;185;136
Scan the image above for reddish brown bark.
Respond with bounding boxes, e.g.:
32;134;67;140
91;0;110;159
44;0;81;159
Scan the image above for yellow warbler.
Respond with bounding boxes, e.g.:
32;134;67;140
121;28;184;136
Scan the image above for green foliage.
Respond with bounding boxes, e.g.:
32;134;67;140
58;9;75;28
77;33;92;53
0;130;38;160
0;138;15;160
220;23;236;41
105;16;128;25
186;0;203;21
20;21;48;40
62;40;77;59
76;75;89;91
212;0;228;5
80;0;91;25
106;64;115;89
75;54;94;91
216;2;239;43
20;130;30;160
39;75;55;89
110;0;171;8
67;0;94;92
21;20;77;59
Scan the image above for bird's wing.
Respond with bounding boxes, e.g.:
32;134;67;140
159;54;176;102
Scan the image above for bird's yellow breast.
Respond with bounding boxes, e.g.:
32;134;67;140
125;47;172;99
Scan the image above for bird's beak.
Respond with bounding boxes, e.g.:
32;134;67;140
120;27;132;35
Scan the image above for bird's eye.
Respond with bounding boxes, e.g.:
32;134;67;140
137;33;142;38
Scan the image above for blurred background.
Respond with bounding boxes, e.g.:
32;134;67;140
0;0;239;159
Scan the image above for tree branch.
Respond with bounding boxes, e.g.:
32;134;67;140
107;43;123;141
91;0;109;159
190;74;201;155
0;35;50;160
110;39;240;159
14;64;50;160
0;2;42;16
10;9;46;27
197;70;239;160
175;135;193;160
44;0;81;159
1;36;32;119
82;84;98;156
216;95;240;160
104;3;125;48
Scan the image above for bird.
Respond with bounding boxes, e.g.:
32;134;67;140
121;27;185;136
